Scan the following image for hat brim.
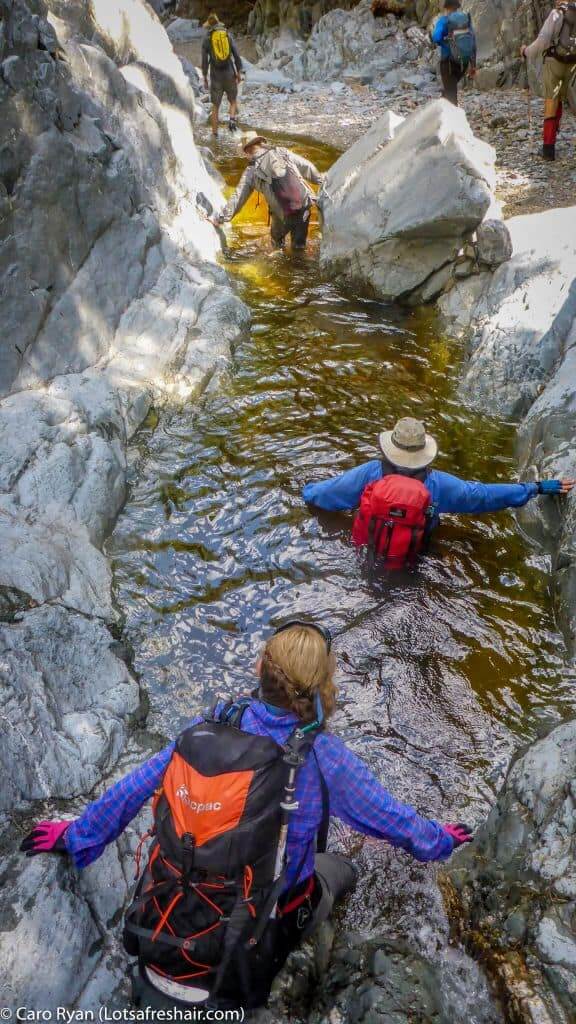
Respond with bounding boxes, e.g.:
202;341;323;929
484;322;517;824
242;135;267;152
378;430;438;470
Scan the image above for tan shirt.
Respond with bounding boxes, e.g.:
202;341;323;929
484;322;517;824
525;9;564;59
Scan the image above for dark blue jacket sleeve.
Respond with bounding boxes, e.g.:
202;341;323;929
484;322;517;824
302;460;382;512
316;735;454;862
430;470;538;515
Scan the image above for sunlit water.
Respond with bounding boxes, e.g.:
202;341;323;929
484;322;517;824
109;131;575;825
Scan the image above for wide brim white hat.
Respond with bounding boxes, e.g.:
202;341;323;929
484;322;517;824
241;131;268;153
378;417;438;470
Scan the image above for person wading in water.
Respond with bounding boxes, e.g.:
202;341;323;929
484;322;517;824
217;131;324;250
521;1;576;160
303;417;575;570
21;622;471;1012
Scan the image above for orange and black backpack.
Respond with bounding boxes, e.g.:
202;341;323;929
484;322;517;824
352;473;434;570
123;700;326;1007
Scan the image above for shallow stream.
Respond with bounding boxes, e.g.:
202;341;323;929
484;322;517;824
109;129;575;902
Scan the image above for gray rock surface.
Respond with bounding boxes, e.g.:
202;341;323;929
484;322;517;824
476;218;513;268
440;203;576;650
0;0;249;1009
448;719;576;1024
320;99;496;303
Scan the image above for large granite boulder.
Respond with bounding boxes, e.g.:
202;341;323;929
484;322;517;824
0;0;249;1008
440;205;576;653
447;719;576;1024
320;99;497;303
441;206;576;419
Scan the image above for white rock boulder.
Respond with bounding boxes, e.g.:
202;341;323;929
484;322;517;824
441;205;576;417
320;100;497;303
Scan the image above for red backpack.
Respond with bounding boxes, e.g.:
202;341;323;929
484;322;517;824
352;474;433;569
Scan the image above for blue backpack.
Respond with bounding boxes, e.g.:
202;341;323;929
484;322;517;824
446;11;476;67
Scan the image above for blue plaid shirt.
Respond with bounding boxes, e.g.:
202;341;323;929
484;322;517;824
65;700;453;887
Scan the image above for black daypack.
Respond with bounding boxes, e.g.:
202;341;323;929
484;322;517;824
549;3;576;62
123;701;327;1008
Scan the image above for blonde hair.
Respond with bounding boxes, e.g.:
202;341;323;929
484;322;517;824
260;625;337;723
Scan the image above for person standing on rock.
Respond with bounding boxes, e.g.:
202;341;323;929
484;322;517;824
521;2;576;160
302;417;575;569
201;12;243;136
20;621;472;1013
217;131;324;250
431;0;477;106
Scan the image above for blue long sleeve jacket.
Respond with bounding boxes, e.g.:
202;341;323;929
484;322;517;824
302;461;538;518
65;701;454;887
431;14;453;59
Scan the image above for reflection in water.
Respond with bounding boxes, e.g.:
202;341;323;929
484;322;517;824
109;133;574;830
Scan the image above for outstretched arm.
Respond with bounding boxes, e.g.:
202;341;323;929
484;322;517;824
220;168;255;221
302;460;382;512
316;735;454;862
64;744;175;868
431;470;539;515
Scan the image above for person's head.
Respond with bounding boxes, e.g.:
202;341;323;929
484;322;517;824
444;0;461;9
378;417;438;474
259;621;337;724
203;12;221;28
241;131;268;160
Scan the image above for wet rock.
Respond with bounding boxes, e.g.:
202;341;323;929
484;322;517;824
448;719;576;1023
443;206;576;418
476;219;513;268
0;0;249;1008
0;604;140;810
320;99;496;302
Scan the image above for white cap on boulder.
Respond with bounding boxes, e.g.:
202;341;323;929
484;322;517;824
379;417;438;470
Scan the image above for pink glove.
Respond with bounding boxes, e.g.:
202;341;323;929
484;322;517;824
20;820;71;857
443;822;473;848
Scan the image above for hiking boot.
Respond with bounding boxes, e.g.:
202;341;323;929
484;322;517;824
228;118;237;133
542;143;555;161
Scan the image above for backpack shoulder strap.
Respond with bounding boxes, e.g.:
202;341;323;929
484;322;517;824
207;697;252;728
313;749;330;854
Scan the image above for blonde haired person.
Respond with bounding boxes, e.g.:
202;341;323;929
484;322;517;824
21;621;470;1012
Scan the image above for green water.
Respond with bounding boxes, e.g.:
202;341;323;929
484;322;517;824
108;131;575;822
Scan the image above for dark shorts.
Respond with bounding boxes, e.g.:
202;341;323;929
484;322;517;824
210;67;238;106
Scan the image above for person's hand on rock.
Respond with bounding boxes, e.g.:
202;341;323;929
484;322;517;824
443;822;473;848
537;479;575;495
20;820;71;857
